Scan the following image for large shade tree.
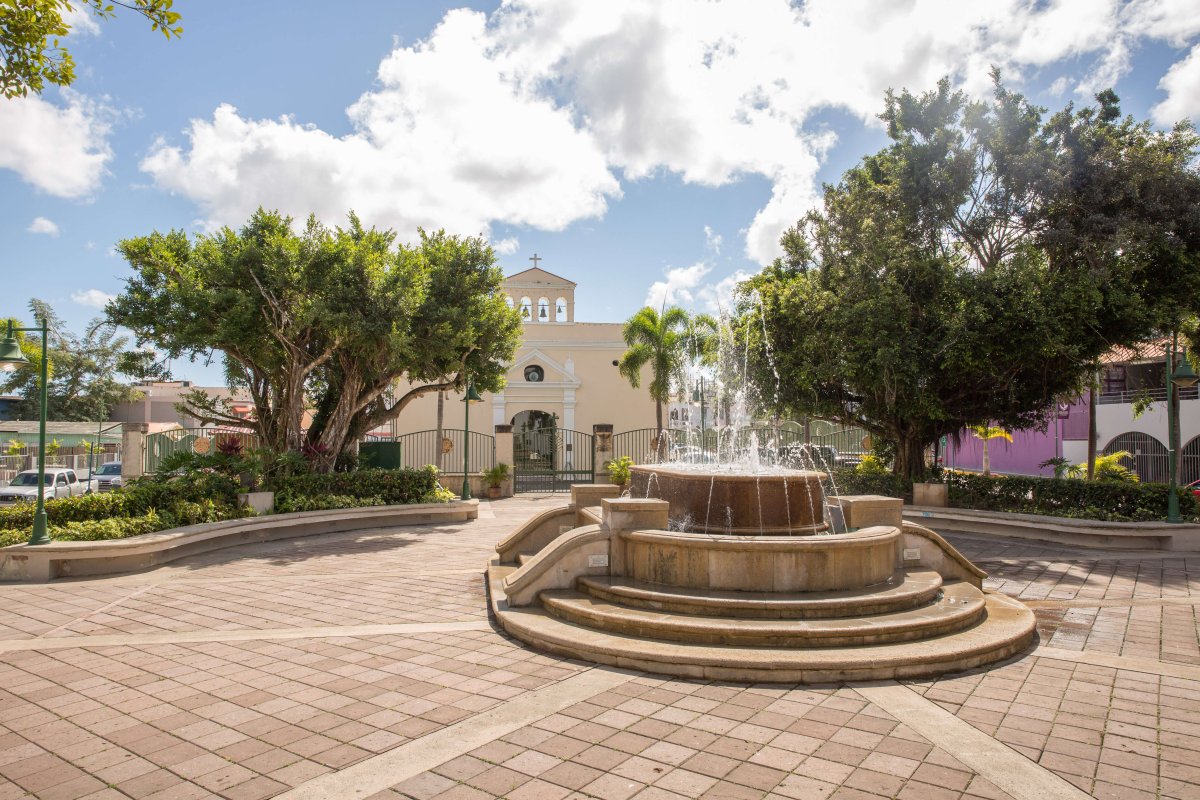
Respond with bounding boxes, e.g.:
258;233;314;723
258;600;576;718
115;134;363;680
743;76;1200;480
109;209;522;470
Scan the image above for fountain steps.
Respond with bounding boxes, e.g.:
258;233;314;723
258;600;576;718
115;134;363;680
489;566;1034;683
575;571;945;619
539;580;985;648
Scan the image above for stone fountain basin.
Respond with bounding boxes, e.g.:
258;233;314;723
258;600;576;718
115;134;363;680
615;525;899;593
629;463;828;535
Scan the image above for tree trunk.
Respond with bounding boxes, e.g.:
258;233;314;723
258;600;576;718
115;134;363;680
981;439;991;477
436;390;445;470
893;435;927;484
1087;372;1098;480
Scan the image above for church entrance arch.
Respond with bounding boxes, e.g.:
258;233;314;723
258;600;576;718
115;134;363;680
511;410;594;493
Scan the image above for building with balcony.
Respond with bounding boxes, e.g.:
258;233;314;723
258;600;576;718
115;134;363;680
944;338;1200;481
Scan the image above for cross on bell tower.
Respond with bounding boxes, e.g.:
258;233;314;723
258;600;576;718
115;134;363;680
529;253;541;269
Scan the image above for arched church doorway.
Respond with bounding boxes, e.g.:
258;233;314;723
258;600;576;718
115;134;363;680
511;409;556;433
510;410;594;493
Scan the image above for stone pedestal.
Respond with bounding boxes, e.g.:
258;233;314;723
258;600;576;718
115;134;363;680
121;422;149;482
913;483;948;507
838;495;903;530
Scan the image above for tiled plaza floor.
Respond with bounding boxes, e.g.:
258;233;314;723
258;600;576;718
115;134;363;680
0;496;1195;799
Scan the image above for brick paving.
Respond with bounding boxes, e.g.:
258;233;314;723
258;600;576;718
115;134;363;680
0;498;1195;798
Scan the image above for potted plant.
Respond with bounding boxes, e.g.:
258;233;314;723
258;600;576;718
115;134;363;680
482;463;510;499
606;456;634;492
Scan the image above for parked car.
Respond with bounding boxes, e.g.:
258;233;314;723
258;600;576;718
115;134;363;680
91;461;124;492
1188;478;1200;499
0;468;98;505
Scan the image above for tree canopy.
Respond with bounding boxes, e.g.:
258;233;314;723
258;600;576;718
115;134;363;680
108;208;522;470
0;299;157;420
1;0;182;98
742;76;1200;480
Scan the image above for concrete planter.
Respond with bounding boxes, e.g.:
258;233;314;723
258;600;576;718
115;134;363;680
238;491;275;515
912;483;948;507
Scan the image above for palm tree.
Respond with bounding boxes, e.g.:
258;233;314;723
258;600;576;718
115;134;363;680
968;424;1012;477
618;307;715;436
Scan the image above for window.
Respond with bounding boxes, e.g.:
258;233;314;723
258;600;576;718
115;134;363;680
66;471;77;484
524;365;545;382
504;296;514;309
56;473;67;486
519;297;532;319
555;297;567;321
537;297;550;321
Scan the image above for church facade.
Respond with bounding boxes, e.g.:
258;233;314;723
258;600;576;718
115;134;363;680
388;263;655;446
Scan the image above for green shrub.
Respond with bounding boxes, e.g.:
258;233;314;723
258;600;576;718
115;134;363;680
0;511;172;548
273;466;441;508
275;494;385;513
422;485;458;504
855;453;890;475
832;468;911;499
938;470;1197;522
605;456;634;485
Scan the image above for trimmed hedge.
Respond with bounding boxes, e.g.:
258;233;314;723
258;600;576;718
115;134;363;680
831;469;911;500
0;471;249;546
275;494;385;513
829;467;1198;522
273;466;442;508
938;471;1200;523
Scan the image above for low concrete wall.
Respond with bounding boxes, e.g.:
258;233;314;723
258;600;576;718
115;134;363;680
0;500;479;582
905;505;1200;551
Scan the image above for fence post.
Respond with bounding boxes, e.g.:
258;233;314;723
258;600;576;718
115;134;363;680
593;424;613;484
121;422;150;482
494;425;514;497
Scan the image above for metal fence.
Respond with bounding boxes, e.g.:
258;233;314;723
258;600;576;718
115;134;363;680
0;447;121;485
608;424;869;469
143;428;262;474
389;429;495;473
1098;386;1200;405
1103;431;1169;483
513;428;593;492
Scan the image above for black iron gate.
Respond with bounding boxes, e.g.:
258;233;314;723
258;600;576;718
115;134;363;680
513;428;593;492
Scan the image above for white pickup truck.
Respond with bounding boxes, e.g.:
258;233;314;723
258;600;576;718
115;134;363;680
0;468;99;505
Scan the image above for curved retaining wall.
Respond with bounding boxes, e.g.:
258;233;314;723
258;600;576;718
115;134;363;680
906;505;1200;552
0;500;479;582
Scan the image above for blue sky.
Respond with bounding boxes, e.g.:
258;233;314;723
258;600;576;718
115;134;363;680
2;0;1199;385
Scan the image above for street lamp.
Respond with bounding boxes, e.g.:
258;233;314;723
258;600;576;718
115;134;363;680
0;319;51;544
461;381;483;500
1166;332;1198;524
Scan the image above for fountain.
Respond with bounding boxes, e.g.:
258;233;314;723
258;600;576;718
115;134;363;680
485;312;1035;682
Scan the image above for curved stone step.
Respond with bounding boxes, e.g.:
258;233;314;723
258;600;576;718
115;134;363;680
576;570;943;619
490;581;1036;683
540;581;986;648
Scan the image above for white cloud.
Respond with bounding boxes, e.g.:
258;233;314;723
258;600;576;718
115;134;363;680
61;4;101;36
27;217;60;236
71;289;115;308
492;236;520;255
140;0;1200;266
0;91;113;198
645;262;711;308
703;226;722;255
1152;44;1200;126
142;9;619;238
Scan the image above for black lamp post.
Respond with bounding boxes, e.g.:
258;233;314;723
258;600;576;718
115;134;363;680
1166;332;1198;523
461;381;483;500
0;319;51;544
